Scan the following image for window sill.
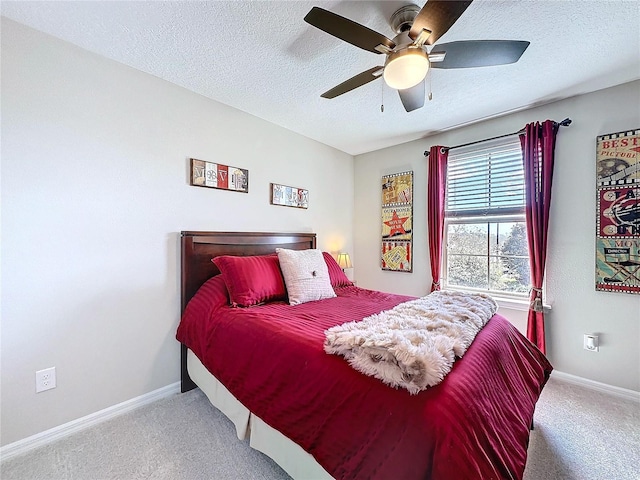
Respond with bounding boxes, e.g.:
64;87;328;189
442;288;551;312
492;296;530;312
493;296;552;312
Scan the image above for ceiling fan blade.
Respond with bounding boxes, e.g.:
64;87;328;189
321;67;384;99
304;7;395;54
409;1;473;46
430;40;530;69
398;80;425;112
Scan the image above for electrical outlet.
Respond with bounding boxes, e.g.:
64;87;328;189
36;367;56;393
583;334;599;352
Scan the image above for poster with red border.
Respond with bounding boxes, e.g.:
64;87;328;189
381;171;413;272
597;186;639;238
595;129;639;294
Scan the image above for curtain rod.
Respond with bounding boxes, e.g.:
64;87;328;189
423;118;572;157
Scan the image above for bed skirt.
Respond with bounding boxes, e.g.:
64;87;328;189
187;349;333;480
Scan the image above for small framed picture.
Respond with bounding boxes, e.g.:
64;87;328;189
270;183;308;209
190;158;249;193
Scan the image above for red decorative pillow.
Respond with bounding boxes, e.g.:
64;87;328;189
212;254;286;307
323;252;353;287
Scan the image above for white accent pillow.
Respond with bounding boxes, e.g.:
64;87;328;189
276;248;336;305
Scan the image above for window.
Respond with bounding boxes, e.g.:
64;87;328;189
443;137;530;298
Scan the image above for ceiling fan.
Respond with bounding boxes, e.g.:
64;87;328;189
304;0;530;112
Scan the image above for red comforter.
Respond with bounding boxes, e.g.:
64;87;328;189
177;279;552;480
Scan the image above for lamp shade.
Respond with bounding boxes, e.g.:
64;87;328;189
336;252;352;270
383;47;430;90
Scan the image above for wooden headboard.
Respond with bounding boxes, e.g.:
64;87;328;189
179;231;317;391
181;231;317;311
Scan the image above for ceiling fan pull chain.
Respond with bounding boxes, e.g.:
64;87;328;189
428;68;433;101
381;78;385;113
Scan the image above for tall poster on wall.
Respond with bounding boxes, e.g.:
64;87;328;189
595;129;639;294
381;171;413;272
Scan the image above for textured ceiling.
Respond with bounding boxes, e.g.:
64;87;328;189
2;1;639;155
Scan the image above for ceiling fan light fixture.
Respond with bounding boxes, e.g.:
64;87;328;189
383;47;430;90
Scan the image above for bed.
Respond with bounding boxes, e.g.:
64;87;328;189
176;231;552;480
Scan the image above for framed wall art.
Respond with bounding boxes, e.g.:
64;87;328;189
270;183;309;209
190;158;249;193
595;128;639;294
381;171;413;272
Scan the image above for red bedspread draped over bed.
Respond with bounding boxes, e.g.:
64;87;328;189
177;282;552;480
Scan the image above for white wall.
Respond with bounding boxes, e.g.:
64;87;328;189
0;19;354;446
354;81;640;392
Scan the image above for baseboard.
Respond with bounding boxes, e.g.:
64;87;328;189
3;374;636;462
552;371;640;402
0;382;181;462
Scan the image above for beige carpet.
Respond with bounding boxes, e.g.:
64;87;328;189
523;378;639;479
2;377;639;479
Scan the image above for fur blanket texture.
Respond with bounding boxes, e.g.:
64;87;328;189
324;291;498;394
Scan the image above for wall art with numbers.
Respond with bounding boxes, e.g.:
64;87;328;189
270;183;309;209
381;171;413;272
190;158;249;193
595;128;639;294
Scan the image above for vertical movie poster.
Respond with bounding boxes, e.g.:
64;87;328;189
595;129;639;294
381;171;413;272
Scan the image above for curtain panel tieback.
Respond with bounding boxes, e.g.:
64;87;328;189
529;287;544;313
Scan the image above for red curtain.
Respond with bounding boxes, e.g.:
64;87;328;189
519;120;559;354
427;146;449;292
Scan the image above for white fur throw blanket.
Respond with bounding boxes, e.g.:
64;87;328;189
324;291;497;394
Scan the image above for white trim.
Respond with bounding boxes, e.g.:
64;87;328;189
494;296;530;311
552;371;640;403
3;374;635;462
493;296;552;312
442;288;552;312
0;382;181;462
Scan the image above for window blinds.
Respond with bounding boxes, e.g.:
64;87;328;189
445;137;525;217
